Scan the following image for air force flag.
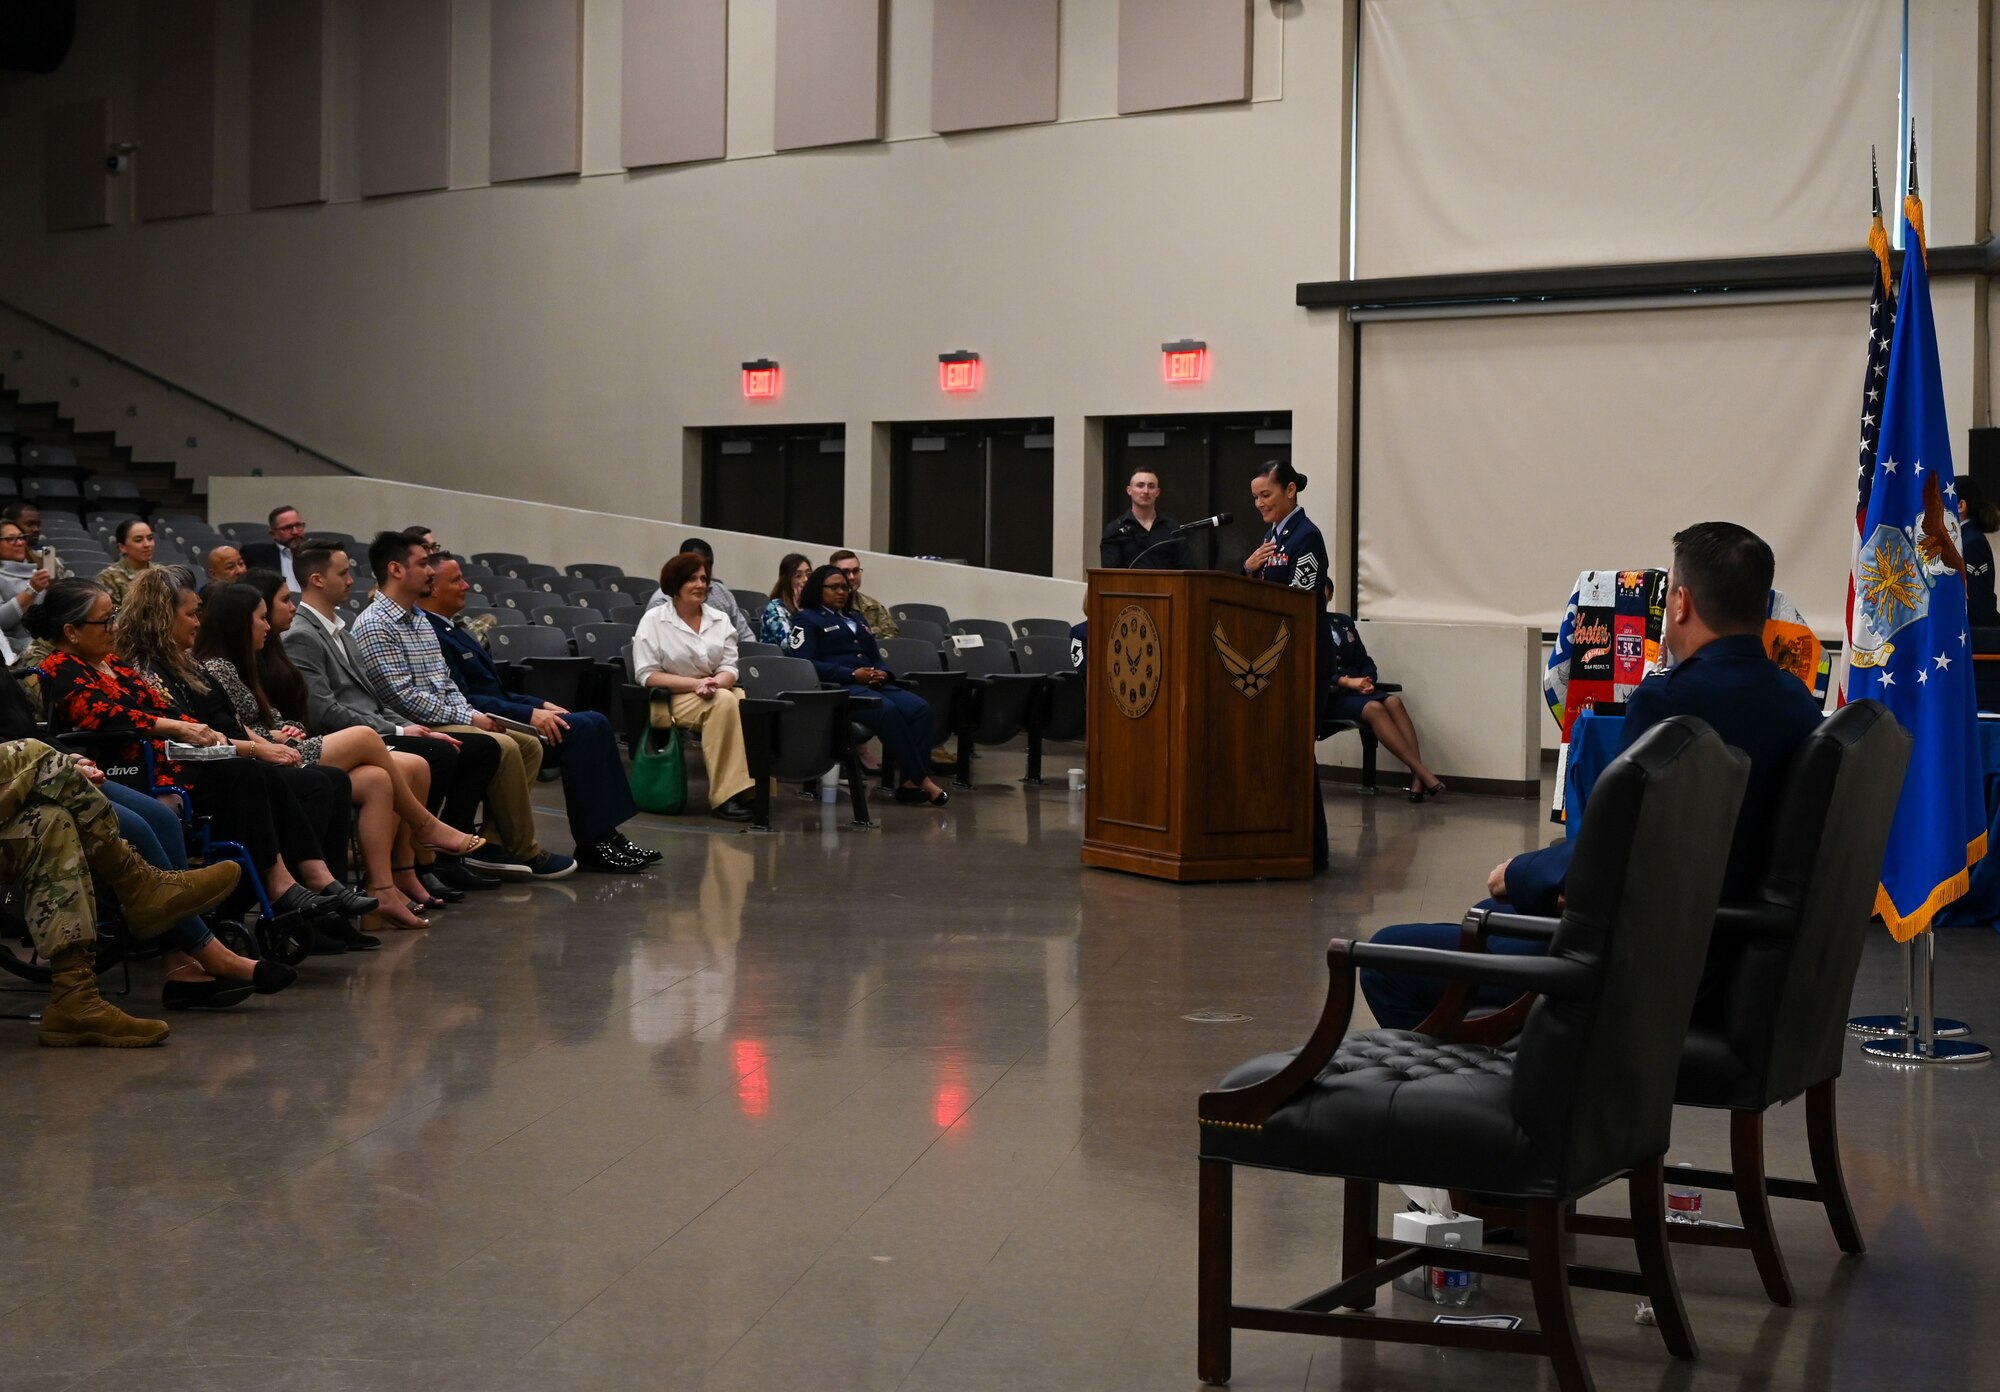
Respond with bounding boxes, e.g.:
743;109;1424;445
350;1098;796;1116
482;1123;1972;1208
1845;207;1987;940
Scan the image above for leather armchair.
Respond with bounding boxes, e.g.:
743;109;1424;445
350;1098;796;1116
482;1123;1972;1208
1196;717;1749;1392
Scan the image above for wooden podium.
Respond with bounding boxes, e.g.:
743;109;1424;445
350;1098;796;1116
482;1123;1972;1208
1082;569;1316;882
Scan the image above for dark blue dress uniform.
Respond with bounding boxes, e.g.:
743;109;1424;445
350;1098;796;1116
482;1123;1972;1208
422;609;637;847
1361;632;1826;1030
1965;524;1997;625
1247;505;1335;869
1323;613;1386;723
788;606;935;784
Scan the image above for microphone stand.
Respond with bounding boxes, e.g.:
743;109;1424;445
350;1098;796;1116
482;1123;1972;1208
1129;522;1201;569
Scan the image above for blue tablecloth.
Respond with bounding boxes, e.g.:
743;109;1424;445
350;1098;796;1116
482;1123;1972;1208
1567;711;2000;930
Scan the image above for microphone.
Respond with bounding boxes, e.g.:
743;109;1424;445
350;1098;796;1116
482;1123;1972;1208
1176;512;1234;533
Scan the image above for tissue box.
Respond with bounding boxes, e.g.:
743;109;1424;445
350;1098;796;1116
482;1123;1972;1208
1389;1210;1484;1299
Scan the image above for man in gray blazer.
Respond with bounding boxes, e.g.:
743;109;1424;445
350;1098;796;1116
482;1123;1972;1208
281;541;503;890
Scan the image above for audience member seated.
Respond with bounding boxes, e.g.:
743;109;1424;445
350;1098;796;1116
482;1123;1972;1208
828;550;899;639
1325;612;1444;802
0;738;249;1045
352;532;575;880
1359;521;1824;1030
274;548;502;896
790;565;946;807
242;504;307;590
197;582;488;926
759;552;811;645
0;662;281;1013
203;545;247;592
30;578;375;950
3;502;69;578
95;518;157;608
423;553;656;872
1961;478;1998;626
633;551;755;821
106;572;384;942
646;538;756;643
0;519;53;648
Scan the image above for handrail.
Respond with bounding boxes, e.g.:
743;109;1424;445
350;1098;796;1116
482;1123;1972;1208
0;299;362;477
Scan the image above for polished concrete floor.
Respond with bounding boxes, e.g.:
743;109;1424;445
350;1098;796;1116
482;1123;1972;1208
2;746;1995;1391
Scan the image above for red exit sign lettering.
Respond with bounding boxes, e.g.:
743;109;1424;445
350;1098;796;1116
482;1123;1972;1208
938;351;981;394
741;360;780;400
1161;340;1208;385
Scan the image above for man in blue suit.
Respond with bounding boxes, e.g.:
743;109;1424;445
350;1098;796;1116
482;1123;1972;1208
422;554;657;875
1361;522;1825;1030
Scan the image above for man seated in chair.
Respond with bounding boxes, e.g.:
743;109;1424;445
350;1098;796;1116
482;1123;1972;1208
1361;521;1825;1030
420;553;656;875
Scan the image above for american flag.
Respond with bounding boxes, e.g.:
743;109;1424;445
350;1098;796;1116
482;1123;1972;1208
1839;151;1896;707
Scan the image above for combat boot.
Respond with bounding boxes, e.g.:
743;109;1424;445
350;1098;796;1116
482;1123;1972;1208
84;840;240;939
38;945;170;1047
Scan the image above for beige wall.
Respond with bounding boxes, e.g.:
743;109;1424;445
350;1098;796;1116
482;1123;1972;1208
0;0;1332;589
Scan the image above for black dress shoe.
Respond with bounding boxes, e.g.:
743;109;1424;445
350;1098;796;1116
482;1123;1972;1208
612;833;662;865
274;884;344;924
575;841;643;875
317;919;380;952
324;886;381;917
251;960;298;994
430;859;502;892
710;800;752;822
163;977;256;1010
417;871;466;904
893;786;950;807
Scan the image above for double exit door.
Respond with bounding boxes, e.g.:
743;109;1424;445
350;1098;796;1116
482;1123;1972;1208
1102;413;1293;574
701;424;845;547
889;419;1054;576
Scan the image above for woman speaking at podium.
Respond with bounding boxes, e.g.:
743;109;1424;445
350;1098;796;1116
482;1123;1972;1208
1244;459;1335;870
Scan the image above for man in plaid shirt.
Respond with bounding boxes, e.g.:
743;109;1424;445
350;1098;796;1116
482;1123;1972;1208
352;532;574;880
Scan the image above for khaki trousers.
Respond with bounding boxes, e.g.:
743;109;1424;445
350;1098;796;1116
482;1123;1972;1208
437;725;545;859
666;688;753;808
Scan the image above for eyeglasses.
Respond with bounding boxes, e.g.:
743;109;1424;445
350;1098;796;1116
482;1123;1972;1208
73;617;115;628
837;567;861;579
0;535;23;544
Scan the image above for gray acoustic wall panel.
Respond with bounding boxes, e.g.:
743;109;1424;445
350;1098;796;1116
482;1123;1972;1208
621;0;728;169
931;0;1058;134
250;0;330;209
1117;0;1251;115
774;0;886;152
135;0;218;221
357;0;452;198
44;99;113;232
490;0;584;182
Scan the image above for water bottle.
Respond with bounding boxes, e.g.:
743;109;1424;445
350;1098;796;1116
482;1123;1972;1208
1666;1162;1703;1224
1429;1232;1476;1307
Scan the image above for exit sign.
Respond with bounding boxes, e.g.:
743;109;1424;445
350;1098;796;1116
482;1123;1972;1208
938;350;982;394
1162;339;1208;385
741;359;780;400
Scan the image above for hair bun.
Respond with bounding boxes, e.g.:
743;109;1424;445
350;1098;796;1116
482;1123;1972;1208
1291;469;1309;492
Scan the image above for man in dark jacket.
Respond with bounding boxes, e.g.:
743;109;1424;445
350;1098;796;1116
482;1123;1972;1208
1360;522;1826;1029
421;554;655;875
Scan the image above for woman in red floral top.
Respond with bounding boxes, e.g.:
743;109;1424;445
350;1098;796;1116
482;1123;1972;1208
31;578;364;929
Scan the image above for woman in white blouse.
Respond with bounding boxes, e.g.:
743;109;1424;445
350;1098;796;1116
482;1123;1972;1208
632;550;755;820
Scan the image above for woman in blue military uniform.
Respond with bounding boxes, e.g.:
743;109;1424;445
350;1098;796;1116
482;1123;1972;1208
1243;460;1335;869
789;565;950;806
1325;611;1444;802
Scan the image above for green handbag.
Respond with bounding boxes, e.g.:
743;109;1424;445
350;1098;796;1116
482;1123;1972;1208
630;723;687;815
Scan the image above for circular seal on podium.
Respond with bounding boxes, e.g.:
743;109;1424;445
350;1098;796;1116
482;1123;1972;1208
1108;604;1162;719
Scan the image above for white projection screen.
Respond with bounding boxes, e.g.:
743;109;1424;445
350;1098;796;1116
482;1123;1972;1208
1354;0;1902;277
1355;298;1866;636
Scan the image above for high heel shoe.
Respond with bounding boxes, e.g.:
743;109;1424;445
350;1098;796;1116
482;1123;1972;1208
421;828;487;856
367;887;430;931
1408;779;1447;804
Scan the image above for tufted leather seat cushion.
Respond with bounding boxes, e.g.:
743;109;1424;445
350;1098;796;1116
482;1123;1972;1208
1201;1030;1570;1198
